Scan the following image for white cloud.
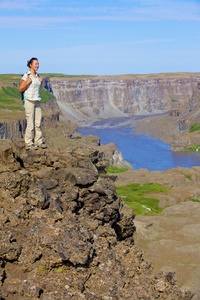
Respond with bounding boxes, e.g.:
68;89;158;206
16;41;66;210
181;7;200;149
0;10;199;30
0;0;199;29
0;0;49;10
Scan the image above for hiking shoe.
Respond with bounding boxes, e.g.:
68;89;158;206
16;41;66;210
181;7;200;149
26;144;38;150
36;142;47;149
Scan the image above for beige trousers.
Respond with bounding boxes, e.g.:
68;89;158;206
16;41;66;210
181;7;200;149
24;99;43;146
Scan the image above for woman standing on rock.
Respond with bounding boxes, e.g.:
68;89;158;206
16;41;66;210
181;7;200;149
19;57;47;150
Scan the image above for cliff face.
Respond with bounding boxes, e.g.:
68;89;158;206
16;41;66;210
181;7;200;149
0;118;26;139
189;82;200;111
0;139;193;299
170;81;200;150
45;74;200;122
128;81;200;151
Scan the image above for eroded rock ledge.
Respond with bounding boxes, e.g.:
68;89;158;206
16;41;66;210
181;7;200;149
0;140;193;299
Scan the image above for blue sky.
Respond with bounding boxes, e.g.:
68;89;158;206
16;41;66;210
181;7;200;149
0;0;200;75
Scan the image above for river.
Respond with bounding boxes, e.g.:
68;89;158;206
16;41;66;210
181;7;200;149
78;117;200;171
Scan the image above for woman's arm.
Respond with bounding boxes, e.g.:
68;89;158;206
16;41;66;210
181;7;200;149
19;77;32;93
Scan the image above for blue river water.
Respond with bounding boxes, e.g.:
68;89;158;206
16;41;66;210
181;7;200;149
78;118;200;171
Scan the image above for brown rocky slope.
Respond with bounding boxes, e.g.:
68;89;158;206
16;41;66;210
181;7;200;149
0;139;193;299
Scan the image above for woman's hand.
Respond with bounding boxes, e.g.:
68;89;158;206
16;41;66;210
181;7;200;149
27;77;32;84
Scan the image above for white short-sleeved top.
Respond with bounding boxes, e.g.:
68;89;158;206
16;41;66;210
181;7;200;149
21;71;41;101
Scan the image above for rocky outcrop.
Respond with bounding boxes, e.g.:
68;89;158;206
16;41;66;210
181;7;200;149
44;74;200;122
111;150;133;170
96;142;133;170
0;139;193;299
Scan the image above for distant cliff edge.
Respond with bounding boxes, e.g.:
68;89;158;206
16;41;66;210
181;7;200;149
43;73;200;124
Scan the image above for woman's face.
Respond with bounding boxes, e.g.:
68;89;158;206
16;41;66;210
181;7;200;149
30;60;39;72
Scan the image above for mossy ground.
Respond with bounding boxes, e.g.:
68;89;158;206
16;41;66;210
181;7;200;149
185;143;200;151
0;74;21;82
116;183;169;215
0;87;23;110
107;165;128;174
190;123;200;133
181;173;192;180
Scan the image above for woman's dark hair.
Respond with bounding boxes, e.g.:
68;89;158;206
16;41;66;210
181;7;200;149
27;57;38;68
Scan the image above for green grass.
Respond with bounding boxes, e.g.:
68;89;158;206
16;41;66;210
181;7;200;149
116;183;169;215
0;86;23;110
190;123;200;133
0;74;21;82
40;87;56;103
0;105;23;111
0;86;21;101
0;86;55;109
0;73;97;81
40;73;97;78
107;165;128;174
171;99;177;102
185;144;200;151
181;173;192;180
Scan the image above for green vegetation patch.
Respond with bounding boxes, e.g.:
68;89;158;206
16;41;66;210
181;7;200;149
40;87;56;103
171;99;177;102
0;74;21;82
185;144;200;152
0;73;97;81
0;86;55;110
190;199;200;203
40;73;97;79
37;266;47;273
0;86;21;101
116;183;168;215
190;123;200;133
0;105;23;111
181;173;192;180
107;165;128;174
0;86;23;110
55;267;63;273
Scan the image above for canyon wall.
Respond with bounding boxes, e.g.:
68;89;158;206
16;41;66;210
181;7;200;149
44;74;200;122
170;81;200;150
